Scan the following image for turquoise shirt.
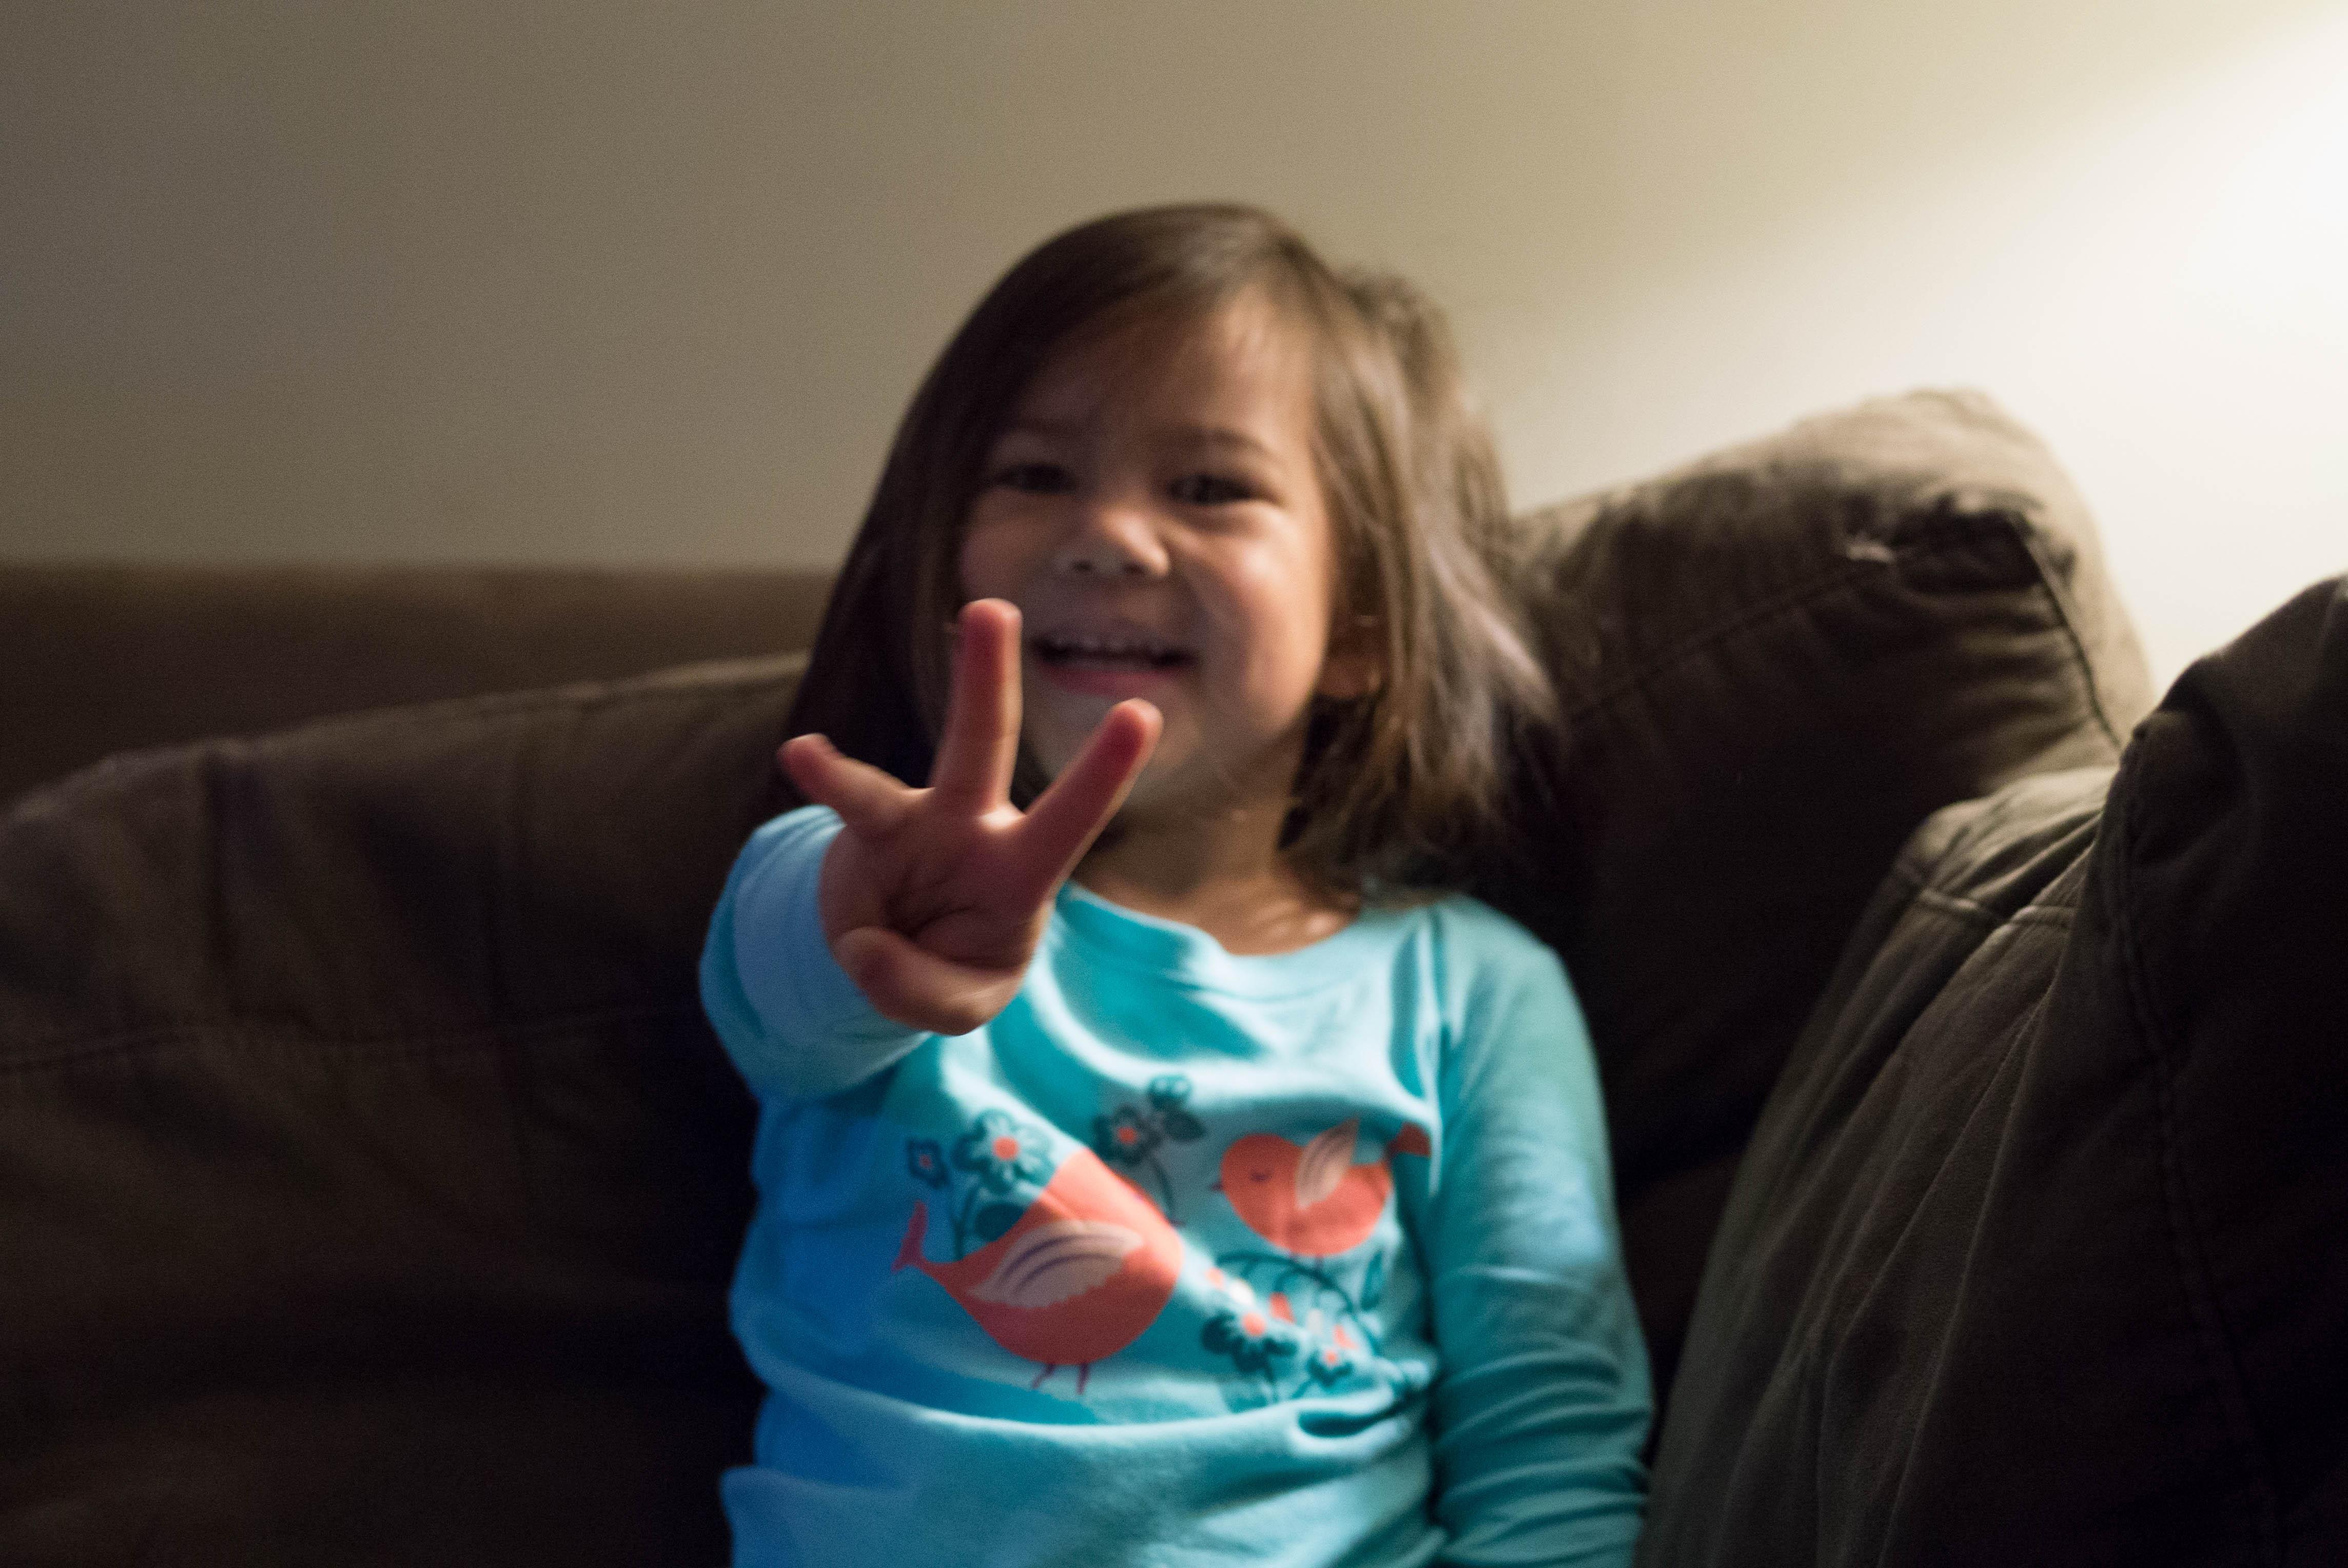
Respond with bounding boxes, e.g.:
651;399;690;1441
701;806;1650;1567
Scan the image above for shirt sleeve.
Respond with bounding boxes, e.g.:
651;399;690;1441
1423;907;1652;1567
698;803;931;1104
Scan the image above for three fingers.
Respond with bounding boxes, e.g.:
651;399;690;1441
780;598;1161;1031
785;598;1157;867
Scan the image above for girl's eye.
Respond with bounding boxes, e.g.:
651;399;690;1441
1169;473;1253;506
992;461;1072;494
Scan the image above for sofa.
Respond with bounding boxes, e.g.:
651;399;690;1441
3;390;2339;1565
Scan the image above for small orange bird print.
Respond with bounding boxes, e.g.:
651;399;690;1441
896;1144;1182;1396
1216;1118;1432;1258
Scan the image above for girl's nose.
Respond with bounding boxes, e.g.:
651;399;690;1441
1053;502;1168;580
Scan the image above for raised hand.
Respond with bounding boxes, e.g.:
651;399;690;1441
777;598;1160;1036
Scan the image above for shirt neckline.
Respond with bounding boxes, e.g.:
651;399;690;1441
1050;879;1421;999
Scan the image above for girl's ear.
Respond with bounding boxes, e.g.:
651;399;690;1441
1316;619;1383;701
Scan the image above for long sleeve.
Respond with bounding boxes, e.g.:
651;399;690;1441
698;803;930;1103
1423;910;1651;1567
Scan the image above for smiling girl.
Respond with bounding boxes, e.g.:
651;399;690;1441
700;204;1650;1566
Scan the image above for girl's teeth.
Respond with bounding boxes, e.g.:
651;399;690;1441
1038;637;1187;667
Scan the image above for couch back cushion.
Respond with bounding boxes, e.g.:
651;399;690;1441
1638;578;2348;1565
1471;389;2152;1406
0;658;800;1567
0;563;834;808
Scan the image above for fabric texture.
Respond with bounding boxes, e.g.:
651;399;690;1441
702;806;1650;1568
0;388;2183;1563
1471;389;2154;1408
1639;577;2348;1566
0;562;834;808
0;657;805;1566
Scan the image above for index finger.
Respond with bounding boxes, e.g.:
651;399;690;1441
928;598;1022;807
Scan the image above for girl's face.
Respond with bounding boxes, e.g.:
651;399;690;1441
958;293;1373;832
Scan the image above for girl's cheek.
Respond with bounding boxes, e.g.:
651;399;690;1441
957;506;1046;599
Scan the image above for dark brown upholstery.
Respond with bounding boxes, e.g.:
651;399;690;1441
1640;579;2348;1565
5;388;2232;1563
1;660;802;1565
1472;389;2151;1406
0;563;834;808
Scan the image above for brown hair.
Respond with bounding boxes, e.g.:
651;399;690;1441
784;202;1554;898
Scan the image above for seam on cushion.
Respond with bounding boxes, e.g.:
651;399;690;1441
1883;855;1932;894
0;999;710;1079
2006;513;2129;750
234;651;810;752
1906;885;2006;929
2105;741;2281;1563
1556;513;2088;731
2;655;809;824
1779;923;2053;1393
1557;557;1879;724
1861;981;2051;1567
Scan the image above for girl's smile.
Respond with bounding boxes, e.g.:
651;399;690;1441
957;292;1373;844
1029;615;1196;699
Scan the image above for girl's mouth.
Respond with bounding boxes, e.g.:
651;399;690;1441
1031;633;1195;696
1032;634;1194;672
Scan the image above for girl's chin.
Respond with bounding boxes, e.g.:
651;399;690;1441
1026;681;1186;763
1029;729;1183;806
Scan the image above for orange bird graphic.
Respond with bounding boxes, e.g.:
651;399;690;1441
895;1144;1182;1395
1216;1118;1432;1258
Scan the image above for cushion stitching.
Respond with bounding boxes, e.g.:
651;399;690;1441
1554;558;1880;724
1858;982;2051;1565
27;657;812;802
237;653;809;748
1553;515;2080;728
2;657;808;824
1900;856;2090;934
1784;938;2047;1389
1906;886;2004;928
2105;744;2283;1562
2003;513;2129;750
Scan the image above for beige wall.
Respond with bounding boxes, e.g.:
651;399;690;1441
5;0;2343;687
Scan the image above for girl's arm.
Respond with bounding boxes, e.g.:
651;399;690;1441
699;598;1158;1101
1424;912;1652;1568
699;802;927;1102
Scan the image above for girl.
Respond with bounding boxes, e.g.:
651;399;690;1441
701;204;1649;1566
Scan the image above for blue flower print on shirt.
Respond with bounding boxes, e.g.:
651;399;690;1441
952;1109;1052;1195
906;1137;949;1189
1302;1331;1360;1387
1203;1301;1298;1378
1090;1073;1206;1219
1201;1264;1385;1407
1094;1105;1162;1164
